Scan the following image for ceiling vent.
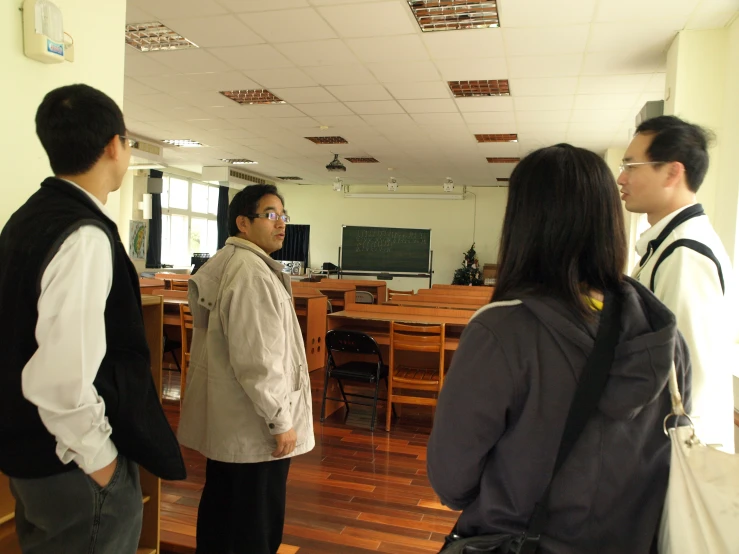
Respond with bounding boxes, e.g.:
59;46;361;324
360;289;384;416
345;157;379;163
128;137;166;170
202;166;274;189
305;136;348;145
162;139;204;147
486;157;520;163
449;79;510;97
494;178;510;187
277;176;303;180
221;158;257;165
407;0;500;32
125;22;198;52
475;134;518;143
326;154;346;173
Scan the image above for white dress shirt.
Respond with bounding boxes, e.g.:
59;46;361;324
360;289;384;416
633;204;736;452
21;180;117;474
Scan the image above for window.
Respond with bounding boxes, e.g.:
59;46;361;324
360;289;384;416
160;175;220;267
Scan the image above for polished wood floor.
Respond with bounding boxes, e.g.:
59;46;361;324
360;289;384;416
160;370;457;554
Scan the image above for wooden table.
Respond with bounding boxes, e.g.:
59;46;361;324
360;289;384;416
322;278;388;304
293;282;356;311
386;299;480;310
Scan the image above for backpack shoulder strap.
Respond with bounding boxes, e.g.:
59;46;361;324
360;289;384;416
650;238;725;295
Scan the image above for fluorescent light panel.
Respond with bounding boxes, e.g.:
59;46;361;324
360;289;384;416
125;22;198;52
162;139;204;147
407;0;500;32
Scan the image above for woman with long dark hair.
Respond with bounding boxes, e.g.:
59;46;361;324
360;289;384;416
428;144;690;553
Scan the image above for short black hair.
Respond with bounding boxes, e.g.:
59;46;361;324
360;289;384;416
493;144;626;319
228;184;285;237
635;115;713;192
35;84;126;176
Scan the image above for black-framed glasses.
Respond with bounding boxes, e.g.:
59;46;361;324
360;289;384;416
250;212;290;223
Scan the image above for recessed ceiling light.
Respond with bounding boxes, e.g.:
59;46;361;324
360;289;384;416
221;158;257;165
219;90;285;105
305;136;348;145
319;125;330;130
475;134;518;143
125;22;199;52
345;157;379;163
162;139;204;147
407;0;500;32
449;79;510;98
486;157;520;163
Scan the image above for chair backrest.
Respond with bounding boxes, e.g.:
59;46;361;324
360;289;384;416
389;322;446;388
387;288;414;300
355;290;375;304
326;330;383;364
171;280;189;291
179;304;194;357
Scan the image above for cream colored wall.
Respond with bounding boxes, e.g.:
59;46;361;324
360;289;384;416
0;0;127;230
252;184;508;291
665;24;739;263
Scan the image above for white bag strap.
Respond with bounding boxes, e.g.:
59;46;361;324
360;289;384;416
667;362;687;418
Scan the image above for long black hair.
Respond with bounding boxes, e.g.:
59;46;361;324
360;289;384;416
492;144;626;318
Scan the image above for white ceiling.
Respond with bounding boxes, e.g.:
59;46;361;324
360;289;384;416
123;0;738;186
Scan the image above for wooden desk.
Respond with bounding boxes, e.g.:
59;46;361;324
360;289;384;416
387;299;480;310
417;287;492;299
0;297;166;554
292;291;328;372
293;282;356;311
322;278;388;304
324;305;471;418
402;293;489;306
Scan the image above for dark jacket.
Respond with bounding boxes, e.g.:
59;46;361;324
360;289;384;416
0;178;186;480
427;278;690;554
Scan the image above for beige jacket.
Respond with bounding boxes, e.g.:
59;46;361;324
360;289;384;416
177;237;315;463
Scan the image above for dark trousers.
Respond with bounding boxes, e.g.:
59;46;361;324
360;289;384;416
9;456;142;554
196;458;291;554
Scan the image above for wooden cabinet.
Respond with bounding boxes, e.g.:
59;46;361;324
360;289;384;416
0;295;166;554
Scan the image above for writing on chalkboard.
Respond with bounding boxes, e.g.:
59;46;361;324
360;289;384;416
353;229;427;253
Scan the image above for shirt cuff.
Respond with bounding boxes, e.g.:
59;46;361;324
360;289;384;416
77;438;119;474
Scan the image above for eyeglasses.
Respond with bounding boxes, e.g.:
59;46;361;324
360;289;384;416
251;212;290;223
618;161;666;173
119;135;136;148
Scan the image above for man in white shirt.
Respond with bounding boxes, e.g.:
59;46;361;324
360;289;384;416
619;115;735;452
0;84;185;553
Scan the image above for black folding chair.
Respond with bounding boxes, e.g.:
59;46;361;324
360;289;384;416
321;330;394;432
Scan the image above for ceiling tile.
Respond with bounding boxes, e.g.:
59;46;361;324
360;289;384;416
326;84;392;101
503;25;590;56
159;15;264;48
462;111;516;124
272;116;322;129
516;121;568;134
220;0;310;11
422;30;505;59
317;2;418;38
295;103;354;116
595;0;701;23
368;61;440;83
303;64;377;86
435;58;508;81
130;0;228;19
410;113;466;126
270;87;337;103
126;5;156;24
346;35;429;63
500;0;598;26
577;74;652;94
275;39;358;66
170;91;233;107
197;72;262;92
360;114;416;128
507;55;583;78
345;101;405;115
310;115;371;128
398;99;458;113
587;21;682;54
569;109;632;123
385;82;451;100
508;77;578;96
124;50;173;77
134;93;188;110
686;0;738;29
124;77;159;96
243;105;308;118
238;9;337;43
516;110;572;123
209;45;294;71
134;73;210;94
455;97;514;112
243;68;316;88
514;95;574;111
646;73;666;93
581;51;665;75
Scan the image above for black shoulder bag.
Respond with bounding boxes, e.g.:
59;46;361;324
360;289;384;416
440;290;623;554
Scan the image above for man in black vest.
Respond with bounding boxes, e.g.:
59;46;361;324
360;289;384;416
618;115;736;452
0;84;185;553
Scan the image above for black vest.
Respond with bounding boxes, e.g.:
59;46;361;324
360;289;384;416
0;178;185;480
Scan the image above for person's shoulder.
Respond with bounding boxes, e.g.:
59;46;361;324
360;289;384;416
470;299;531;333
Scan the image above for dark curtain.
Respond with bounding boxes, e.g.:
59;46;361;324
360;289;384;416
272;224;310;267
145;169;163;268
217;185;230;250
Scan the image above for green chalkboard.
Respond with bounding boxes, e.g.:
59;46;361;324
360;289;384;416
341;226;431;273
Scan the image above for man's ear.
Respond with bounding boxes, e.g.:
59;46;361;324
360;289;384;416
104;135;123;161
664;161;686;190
236;215;250;235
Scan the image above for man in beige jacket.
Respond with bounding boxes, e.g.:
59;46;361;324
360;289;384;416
178;184;315;554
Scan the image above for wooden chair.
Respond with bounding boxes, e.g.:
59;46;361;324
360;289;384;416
355;290;375;304
387;288;414;301
171;279;189;292
386;322;445;431
179;304;193;404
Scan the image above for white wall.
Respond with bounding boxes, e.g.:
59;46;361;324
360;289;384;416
256;184;508;291
0;0;127;229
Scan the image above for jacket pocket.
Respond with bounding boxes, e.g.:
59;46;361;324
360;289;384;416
289;389;308;446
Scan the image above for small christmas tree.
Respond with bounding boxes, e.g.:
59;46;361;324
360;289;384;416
452;243;484;286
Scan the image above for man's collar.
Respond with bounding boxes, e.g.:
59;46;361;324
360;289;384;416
635;203;696;256
57;178;114;220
